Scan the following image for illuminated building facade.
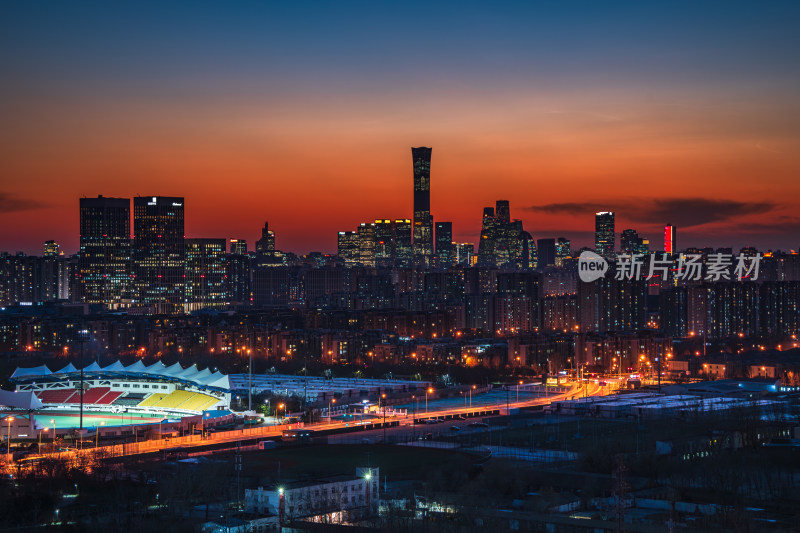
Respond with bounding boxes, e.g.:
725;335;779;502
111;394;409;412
394;219;413;267
185;238;227;310
412;146;433;265
230;238;247;255
79;195;131;307
43;240;60;257
256;221;276;253
435;221;453;267
555;238;571;267
357;223;376;267
665;224;677;255
337;231;359;265
133;196;185;313
595;211;615;259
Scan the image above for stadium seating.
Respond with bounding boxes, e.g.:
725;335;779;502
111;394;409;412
177;393;219;412
37;389;78;404
137;393;166;407
149;390;195;409
81;387;111;403
96;390;123;405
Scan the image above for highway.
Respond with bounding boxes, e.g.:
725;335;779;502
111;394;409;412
12;381;606;465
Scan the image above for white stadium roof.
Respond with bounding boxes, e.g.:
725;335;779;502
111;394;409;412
10;360;230;391
0;389;43;410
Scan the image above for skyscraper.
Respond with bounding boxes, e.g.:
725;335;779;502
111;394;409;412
337;231;359;265
664;224;677;255
495;200;510;224
537;238;556;268
79;195;131;307
43;240;60;257
394;219;413;267
256;221;276;253
185;238;226;310
555;238;571;266
595;212;615;259
357;223;376;267
133;196;185;313
435;221;453;267
412;147;433;265
230;239;247;255
374;220;394;267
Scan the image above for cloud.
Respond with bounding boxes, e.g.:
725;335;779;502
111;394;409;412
0;192;51;214
526;198;775;228
525;202;607;215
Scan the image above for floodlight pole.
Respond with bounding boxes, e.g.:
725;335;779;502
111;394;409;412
79;332;86;430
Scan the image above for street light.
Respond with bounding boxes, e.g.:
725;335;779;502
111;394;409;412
426;388;433;414
328;398;336;424
39;427;48;453
517;380;523;402
278;403;285;423
247;348;253;412
6;416;14;456
51;419;56;449
202;412;211;438
95;421;105;448
381;393;387;443
470;385;476;407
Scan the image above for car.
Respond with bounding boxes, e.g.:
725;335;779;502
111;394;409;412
424;419;438;424
468;422;489;428
449;426;461;432
457;415;467;420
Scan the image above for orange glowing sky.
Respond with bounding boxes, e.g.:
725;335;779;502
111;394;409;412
2;2;799;254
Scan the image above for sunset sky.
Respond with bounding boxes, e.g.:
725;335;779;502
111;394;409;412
2;1;799;255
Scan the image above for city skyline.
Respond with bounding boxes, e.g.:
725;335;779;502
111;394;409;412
3;2;800;254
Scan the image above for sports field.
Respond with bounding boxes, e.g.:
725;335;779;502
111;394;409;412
32;410;166;429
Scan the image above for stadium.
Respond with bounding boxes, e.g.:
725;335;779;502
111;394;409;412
2;360;233;441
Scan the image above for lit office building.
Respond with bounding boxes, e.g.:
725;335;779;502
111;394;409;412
337;231;360;265
412;147;434;265
133;196;185;313
230;238;247;255
79;195;132;307
185;238;227;311
595;211;615;259
435;221;453;268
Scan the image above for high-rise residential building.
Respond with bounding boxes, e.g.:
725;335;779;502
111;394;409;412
595;211;615;259
43;240;60;257
555;238;571;266
412;147;433;265
255;221;275;253
435;221;453;267
185;238;227;311
79;195;131;307
133;196;185;313
394;219;413;267
337;231;360;265
537;238;556;268
664;224;677;255
230;239;247;255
